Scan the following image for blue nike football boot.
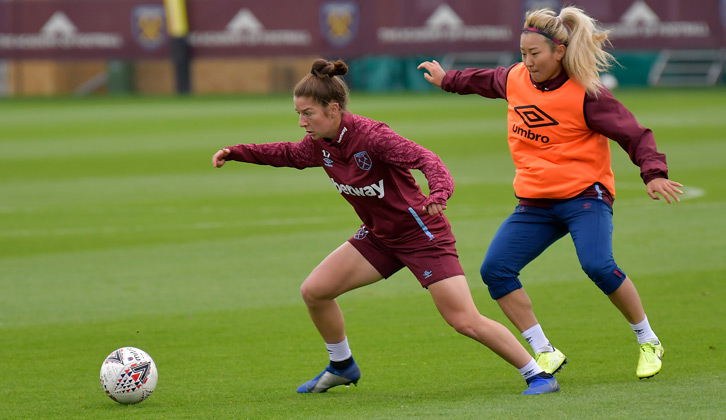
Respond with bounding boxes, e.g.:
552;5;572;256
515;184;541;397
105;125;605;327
296;358;361;393
522;372;560;395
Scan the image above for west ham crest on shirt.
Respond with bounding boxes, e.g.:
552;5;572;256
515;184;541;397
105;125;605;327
354;151;372;170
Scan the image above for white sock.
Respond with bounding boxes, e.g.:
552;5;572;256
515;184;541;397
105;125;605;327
522;324;555;354
326;337;352;362
630;315;659;344
518;358;543;380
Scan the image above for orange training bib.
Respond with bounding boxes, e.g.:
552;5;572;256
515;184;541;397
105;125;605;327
506;63;615;199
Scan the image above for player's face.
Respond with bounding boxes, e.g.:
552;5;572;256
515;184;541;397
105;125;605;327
520;33;566;83
294;96;341;140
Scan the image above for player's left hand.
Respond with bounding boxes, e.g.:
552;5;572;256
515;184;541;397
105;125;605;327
646;177;683;204
213;148;231;168
424;202;447;216
417;60;445;87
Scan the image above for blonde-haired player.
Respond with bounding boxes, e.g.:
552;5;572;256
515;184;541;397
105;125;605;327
419;6;682;379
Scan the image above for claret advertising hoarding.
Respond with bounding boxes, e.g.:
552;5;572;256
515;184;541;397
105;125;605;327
0;1;168;59
1;0;724;59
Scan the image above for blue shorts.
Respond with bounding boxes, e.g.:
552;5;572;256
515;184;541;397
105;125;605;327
480;197;626;299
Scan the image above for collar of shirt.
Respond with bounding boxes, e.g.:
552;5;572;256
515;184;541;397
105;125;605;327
529;69;569;92
323;112;354;147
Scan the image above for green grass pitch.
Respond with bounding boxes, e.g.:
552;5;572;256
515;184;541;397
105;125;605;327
1;87;725;419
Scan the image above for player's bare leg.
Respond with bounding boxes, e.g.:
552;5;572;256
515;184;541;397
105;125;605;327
496;288;567;374
429;276;532;367
607;277;645;324
494;288;538;332
297;242;381;393
428;276;559;394
608;277;663;378
300;242;382;343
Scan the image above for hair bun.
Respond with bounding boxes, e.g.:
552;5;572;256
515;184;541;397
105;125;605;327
311;58;348;78
331;61;348;76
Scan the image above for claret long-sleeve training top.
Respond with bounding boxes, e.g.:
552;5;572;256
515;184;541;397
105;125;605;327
441;63;669;204
225;112;455;245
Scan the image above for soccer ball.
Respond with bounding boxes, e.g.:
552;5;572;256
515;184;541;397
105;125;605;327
100;346;158;404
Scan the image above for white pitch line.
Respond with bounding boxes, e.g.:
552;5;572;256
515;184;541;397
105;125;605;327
680;186;705;200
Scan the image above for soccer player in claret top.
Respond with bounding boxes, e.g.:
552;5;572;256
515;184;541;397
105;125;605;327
212;58;560;395
418;6;683;380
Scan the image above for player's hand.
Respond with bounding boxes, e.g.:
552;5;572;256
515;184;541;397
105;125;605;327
417;60;445;87
424;202;447;216
646;178;683;204
213;148;231;168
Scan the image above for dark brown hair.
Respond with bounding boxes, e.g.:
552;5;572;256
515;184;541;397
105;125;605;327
294;59;349;111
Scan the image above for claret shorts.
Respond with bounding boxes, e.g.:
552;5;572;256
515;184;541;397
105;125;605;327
347;225;465;288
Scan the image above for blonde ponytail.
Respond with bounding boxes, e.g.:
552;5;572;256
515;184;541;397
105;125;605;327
524;6;616;96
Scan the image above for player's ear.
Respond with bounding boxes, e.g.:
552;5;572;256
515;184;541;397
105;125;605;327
555;44;566;61
327;102;341;119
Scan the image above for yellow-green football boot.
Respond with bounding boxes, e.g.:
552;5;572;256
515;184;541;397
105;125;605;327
534;348;567;374
637;341;664;379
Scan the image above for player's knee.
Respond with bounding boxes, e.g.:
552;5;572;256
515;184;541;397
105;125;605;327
299;282;314;304
480;260;521;300
453;325;477;340
580;258;609;281
580;259;625;294
300;280;330;305
445;315;478;339
480;258;499;286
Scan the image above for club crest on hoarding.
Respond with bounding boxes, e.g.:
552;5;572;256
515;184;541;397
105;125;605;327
131;5;167;50
320;1;359;47
354;151;372;170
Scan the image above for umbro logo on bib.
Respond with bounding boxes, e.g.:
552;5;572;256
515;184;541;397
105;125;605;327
514;105;559;128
